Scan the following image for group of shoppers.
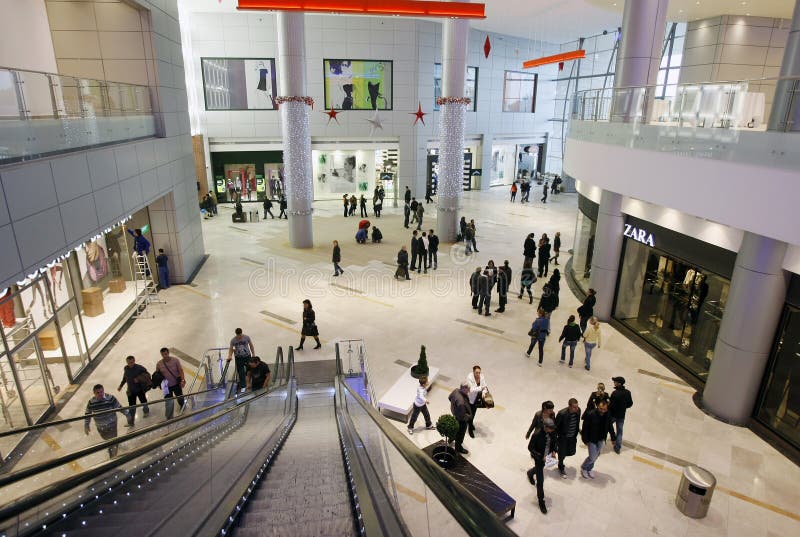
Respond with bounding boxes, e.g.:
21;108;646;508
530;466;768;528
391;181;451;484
262;196;288;219
394;229;440;279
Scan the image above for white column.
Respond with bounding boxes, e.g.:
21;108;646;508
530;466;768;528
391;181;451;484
437;17;469;241
588;190;625;321
768;0;800;132
703;233;789;423
277;12;313;248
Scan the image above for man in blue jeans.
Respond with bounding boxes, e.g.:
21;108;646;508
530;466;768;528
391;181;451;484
609;376;633;454
558;315;582;367
156;249;169;289
580;400;615;479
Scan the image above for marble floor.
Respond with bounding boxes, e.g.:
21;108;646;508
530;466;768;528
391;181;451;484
32;188;800;536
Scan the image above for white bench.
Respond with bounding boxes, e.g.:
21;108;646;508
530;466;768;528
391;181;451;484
377;365;439;422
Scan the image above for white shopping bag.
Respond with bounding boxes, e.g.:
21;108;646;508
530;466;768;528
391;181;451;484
544;453;558;470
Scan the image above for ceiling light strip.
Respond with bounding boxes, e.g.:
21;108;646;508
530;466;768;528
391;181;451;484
237;0;486;19
522;49;586;69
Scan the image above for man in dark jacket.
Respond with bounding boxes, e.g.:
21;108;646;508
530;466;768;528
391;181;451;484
263;197;274;219
404;185;411;204
580;400;616;479
279;195;288;219
469;267;481;309
523;233;536;266
538;283;557;317
396;246;410;280
558;315;583;367
449;383;472;454
609;376;633;454
495;261;510;313
477;270;492;316
332;240;342;277
410;198;419;224
427;229;439;270
578;288;597;333
464;224;475;254
555;398;581;477
537;239;551;277
117;355;150;426
404;201;411;228
526;417;556;514
410;230;420;271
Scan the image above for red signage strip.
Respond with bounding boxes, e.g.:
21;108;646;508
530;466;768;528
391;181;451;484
237;0;486;19
522;50;586;69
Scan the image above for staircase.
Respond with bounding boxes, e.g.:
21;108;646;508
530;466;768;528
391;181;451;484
235;389;356;537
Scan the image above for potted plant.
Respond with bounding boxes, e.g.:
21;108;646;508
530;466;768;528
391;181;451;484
431;414;459;469
410;345;429;379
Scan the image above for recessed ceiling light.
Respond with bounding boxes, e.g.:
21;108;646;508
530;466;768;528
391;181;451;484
741;1;746;5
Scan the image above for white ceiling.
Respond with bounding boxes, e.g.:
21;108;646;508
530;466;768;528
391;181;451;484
180;0;796;44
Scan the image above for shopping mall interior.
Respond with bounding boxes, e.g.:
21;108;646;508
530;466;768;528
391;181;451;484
0;0;799;536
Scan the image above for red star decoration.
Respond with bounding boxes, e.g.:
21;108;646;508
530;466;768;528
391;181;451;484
323;108;341;125
484;36;491;59
410;102;427;126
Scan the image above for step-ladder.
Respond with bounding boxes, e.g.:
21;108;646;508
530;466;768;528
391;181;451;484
132;252;165;318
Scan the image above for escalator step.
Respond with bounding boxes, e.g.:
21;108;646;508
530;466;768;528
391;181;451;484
235;515;355;537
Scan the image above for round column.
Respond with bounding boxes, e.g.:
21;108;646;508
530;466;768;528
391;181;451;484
588;190;624;321
703;233;789;423
277;12;313;248
437;17;469;241
768;0;800;132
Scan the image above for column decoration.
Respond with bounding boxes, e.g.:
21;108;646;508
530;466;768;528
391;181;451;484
436;97;470;216
280;100;314;217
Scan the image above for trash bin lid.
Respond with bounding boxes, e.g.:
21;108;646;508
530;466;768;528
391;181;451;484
683;465;716;488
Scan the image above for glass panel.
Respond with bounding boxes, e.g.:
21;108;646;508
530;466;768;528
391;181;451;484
0;69;20;119
56;75;83;116
0;352;27;431
8;337;53;424
53;303;89;378
17;71;54;119
757;307;800;448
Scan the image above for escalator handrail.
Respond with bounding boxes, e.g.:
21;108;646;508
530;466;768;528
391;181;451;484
338;379;519;537
0;382;287;525
0;380;285;489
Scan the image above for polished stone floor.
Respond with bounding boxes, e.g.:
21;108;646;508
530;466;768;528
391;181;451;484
46;188;800;536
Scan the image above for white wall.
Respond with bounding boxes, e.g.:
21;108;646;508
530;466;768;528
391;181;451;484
0;0;58;73
184;11;558;198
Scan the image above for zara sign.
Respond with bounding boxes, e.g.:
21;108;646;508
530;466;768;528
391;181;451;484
623;224;655;247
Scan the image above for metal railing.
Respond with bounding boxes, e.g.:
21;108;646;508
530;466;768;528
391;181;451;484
337;338;377;407
571;76;800;132
0;66;156;162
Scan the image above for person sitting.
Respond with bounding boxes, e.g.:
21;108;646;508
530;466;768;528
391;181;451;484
355;228;368;244
371;227;383;243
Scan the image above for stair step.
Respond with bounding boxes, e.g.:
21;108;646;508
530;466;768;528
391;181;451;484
235;516;355;537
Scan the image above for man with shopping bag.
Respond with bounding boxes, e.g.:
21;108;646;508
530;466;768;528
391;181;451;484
526;417;557;514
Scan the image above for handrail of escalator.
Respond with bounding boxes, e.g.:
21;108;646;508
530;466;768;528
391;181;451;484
0;380;289;526
336;377;519;537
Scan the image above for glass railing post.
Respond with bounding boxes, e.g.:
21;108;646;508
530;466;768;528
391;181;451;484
12;71;28;120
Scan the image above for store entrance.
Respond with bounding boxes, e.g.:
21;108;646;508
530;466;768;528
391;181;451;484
615;241;729;380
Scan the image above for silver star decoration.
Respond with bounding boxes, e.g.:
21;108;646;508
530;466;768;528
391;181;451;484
366;112;385;136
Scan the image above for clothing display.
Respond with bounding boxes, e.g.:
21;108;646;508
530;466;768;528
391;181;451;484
257;69;268;91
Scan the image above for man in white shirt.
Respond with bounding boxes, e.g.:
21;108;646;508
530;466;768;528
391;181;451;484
407;377;435;434
466;365;488;438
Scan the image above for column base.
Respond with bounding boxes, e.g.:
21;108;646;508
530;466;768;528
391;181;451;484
288;213;313;248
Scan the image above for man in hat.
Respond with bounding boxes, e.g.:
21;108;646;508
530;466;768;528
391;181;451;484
526;417;557;514
448;382;472;454
609;376;633;454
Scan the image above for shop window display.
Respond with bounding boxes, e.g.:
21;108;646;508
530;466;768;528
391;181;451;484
571;209;596;294
313;149;390;200
614;240;729;380
757;306;800;449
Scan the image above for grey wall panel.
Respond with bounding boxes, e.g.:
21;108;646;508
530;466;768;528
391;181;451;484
0;161;58;221
136;139;157;172
15;207;66;269
156;164;172;193
0;224;22;284
87;148;119;191
114;144;140;180
0;179;9;227
51;153;92;203
120;175;144;211
94;184;125;227
140;169;159;201
60;194;100;244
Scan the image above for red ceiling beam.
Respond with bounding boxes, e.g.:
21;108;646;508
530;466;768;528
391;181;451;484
523;50;586;69
237;0;486;19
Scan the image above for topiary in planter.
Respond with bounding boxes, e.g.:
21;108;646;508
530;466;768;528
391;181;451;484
410;345;429;378
435;414;459;446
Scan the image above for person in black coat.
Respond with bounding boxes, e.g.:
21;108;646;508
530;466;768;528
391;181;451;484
298;299;321;350
417;232;428;274
403;201;411;228
279;196;288;219
519;265;536;303
469;267;481;310
427;230;439;270
523;233;537;265
477;270;492;316
395;246;410;280
541;181;549;203
263;198;274;219
117;355;150;426
609;376;633;454
550;232;561;265
548;269;561;310
578;288;597;333
526;418;556;514
332;240;342;277
371;227;383;243
404;186;411;204
343;194;349;218
409;231;420;271
495;260;512;313
449;383;472;454
555;399;581;477
459;217;467;241
584;382;611;417
537;238;551;277
359;195;368;217
558;315;583;367
538;283;557;317
580;400;616;478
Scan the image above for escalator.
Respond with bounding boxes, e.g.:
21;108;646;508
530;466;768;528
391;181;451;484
0;347;518;537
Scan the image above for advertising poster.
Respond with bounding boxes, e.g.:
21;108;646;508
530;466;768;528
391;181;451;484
202;58;277;110
324;60;392;110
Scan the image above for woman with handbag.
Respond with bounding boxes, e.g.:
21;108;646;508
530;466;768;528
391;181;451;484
298;299;321;350
526;308;550;365
466;365;491;438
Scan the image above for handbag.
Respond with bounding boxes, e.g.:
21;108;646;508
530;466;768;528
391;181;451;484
528;328;539;338
482;389;495;409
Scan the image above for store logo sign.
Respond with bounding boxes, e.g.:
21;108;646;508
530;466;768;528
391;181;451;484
624;224;655;247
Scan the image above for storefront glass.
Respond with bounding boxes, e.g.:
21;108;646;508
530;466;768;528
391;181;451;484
490;144;516;186
211;150;284;203
756;306;800;449
312;148;398;201
571;208;596;294
614;240;729;380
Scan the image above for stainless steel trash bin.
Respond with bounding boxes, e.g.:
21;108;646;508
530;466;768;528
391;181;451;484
249;210;259;223
675;465;716;518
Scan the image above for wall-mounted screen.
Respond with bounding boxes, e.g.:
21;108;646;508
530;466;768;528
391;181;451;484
434;64;478;111
323;59;393;110
201;58;277;110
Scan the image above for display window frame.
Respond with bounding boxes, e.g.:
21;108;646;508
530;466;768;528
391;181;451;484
322;59;394;111
200;57;278;111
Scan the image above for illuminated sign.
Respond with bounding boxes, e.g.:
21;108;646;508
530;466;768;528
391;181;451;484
624;224;655;247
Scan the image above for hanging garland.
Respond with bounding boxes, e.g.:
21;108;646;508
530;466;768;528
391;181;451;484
436;96;472;106
275;96;315;108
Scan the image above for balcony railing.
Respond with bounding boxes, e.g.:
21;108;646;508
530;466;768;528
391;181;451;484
571;77;800;132
0;67;156;163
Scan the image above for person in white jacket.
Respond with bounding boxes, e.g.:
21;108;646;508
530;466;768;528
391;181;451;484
466;365;488;438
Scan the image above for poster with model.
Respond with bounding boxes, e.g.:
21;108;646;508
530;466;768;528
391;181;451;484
323;60;392;110
201;58;277;110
